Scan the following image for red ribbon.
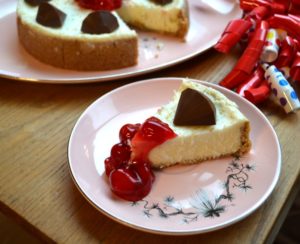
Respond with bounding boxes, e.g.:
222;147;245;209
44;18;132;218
289;1;300;15
240;0;286;13
241;6;270;48
288;14;300;26
268;14;300;41
293;38;300;51
244;80;271;104
219;70;251;89
214;19;252;53
244;5;271;22
273;0;291;11
216;1;300;104
236;67;264;96
274;36;297;68
235;20;269;73
290;52;300;84
220;21;268;89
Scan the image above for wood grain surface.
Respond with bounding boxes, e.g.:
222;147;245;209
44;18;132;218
0;48;299;244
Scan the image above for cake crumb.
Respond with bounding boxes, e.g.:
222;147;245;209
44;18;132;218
156;42;164;50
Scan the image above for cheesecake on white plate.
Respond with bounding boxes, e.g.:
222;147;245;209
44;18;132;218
132;80;251;168
16;0;189;70
105;79;251;201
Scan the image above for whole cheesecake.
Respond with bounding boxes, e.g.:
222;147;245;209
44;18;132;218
16;0;189;70
144;80;251;168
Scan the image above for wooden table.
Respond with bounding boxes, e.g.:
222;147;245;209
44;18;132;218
1;47;299;244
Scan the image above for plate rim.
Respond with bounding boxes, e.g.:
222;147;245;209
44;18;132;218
67;77;281;235
0;0;242;84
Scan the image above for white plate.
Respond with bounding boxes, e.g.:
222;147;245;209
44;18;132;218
0;0;241;83
68;77;281;235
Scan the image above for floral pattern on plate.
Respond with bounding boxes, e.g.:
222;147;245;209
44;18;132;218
133;156;255;223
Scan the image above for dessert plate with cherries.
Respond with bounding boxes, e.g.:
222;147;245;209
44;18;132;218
0;0;241;83
68;78;281;235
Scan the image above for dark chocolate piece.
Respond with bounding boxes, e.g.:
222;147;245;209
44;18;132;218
173;88;216;126
36;2;66;28
25;0;50;7
149;0;173;6
81;11;119;35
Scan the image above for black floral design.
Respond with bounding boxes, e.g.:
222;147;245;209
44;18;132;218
132;156;255;223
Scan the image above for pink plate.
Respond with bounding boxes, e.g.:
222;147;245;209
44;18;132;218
0;0;241;83
68;77;281;235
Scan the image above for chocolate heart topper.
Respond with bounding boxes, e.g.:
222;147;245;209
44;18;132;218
150;0;173;6
36;2;66;28
174;88;216;126
81;11;119;34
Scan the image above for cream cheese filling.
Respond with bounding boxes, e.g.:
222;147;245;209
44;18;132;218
117;0;185;34
17;0;137;41
149;80;249;167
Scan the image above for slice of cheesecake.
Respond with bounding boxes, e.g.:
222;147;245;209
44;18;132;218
117;0;189;39
132;80;251;168
105;79;251;201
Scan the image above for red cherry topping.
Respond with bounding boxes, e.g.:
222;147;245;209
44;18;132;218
109;167;151;202
131;117;177;162
110;142;131;164
104;116;177;201
132;160;155;184
76;0;122;11
119;123;141;143
104;157;115;177
140;117;176;142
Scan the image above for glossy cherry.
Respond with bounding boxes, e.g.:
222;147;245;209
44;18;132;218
131;160;155;183
140;117;176;142
104;117;177;202
119;123;141;143
104;142;130;176
104;157;115;177
109;164;152;202
131;117;177;162
76;0;122;11
110;142;131;164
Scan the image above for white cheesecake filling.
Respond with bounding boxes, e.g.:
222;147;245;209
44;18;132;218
17;0;137;41
117;0;185;34
149;80;249;167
